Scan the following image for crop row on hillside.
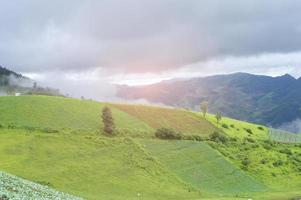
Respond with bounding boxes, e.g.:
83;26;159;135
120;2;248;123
0;171;81;200
113;104;217;136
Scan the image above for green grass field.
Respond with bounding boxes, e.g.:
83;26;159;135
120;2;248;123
0;96;153;137
0;129;199;200
140;139;267;196
0;95;301;200
201;113;269;140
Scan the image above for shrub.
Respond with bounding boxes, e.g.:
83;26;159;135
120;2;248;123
263;144;272;150
230;124;235;128
209;131;228;143
7;124;16;129
241;157;251;170
1;195;9;200
279;148;292;155
245;137;255;143
273;160;284;167
258;126;264;131
243;128;253;134
292;155;301;163
183;135;203;141
260;158;268;164
221;123;229;129
264;139;276;146
155;128;182;140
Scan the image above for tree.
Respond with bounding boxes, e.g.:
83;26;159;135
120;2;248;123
102;106;115;135
215;112;222;125
200;101;208;118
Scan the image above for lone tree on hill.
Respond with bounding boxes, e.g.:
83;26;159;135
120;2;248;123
102;106;115;135
215;112;222;125
200;101;208;118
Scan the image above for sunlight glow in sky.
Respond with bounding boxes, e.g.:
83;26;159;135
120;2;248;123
3;0;301;98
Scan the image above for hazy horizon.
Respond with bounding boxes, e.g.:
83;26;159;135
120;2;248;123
2;1;301;99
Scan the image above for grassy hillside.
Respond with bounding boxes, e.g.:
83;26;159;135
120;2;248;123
0;95;300;200
208;137;301;191
0;129;199;200
140;139;266;196
202;113;269;140
197;114;301;193
113;104;217;136
0;96;153;137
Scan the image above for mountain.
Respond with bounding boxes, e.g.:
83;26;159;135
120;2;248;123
117;72;301;127
0;65;62;96
0;65;32;87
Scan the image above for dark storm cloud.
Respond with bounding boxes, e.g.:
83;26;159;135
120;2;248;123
1;0;301;73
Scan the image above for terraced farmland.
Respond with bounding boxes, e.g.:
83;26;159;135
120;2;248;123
0;96;153;137
0;129;199;200
0;95;300;200
140;139;267;196
113;104;217;136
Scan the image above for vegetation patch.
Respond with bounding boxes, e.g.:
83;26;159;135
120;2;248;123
155;127;183;140
0;171;81;200
207;137;301;190
140;139;266;195
113;104;217;136
0;130;199;200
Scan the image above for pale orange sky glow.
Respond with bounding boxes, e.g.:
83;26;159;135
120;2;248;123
3;0;301;99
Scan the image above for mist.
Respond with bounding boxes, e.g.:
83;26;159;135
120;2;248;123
278;118;301;134
8;74;34;88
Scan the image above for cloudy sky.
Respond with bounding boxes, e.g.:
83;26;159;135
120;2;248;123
1;0;301;99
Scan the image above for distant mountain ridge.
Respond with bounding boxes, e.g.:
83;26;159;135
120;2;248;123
0;66;24;78
0;65;31;87
117;72;301;128
0;65;62;97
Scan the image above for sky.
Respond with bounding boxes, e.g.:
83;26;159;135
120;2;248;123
1;0;301;99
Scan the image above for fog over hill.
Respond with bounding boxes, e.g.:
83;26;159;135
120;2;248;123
0;65;62;97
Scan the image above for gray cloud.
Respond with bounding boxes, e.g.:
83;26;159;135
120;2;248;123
1;0;301;74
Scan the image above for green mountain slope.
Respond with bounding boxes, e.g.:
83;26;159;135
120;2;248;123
0;130;199;200
140;139;267;195
0;95;300;200
0;96;153;136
